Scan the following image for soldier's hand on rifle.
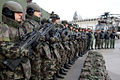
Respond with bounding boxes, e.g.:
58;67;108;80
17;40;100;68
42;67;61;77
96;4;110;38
39;35;46;41
50;37;56;42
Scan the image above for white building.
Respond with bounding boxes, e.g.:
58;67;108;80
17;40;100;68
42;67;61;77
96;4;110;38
71;18;99;30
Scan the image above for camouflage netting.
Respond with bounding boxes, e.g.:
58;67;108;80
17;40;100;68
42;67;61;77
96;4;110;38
79;51;111;80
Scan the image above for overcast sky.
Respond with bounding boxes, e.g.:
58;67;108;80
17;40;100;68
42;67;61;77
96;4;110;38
33;0;120;21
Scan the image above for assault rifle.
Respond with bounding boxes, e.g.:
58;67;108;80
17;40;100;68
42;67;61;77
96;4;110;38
3;22;55;71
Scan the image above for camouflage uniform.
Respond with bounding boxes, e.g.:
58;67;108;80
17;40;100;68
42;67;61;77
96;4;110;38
76;31;82;56
39;41;56;80
22;2;42;80
0;1;31;79
53;24;62;71
94;31;100;49
81;31;87;54
23;14;40;34
23;15;41;80
42;29;57;79
61;28;71;66
23;14;41;80
89;31;94;49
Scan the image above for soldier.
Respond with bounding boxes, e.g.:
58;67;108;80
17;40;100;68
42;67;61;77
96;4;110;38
86;29;91;50
78;28;84;56
81;28;87;54
110;29;117;48
89;30;94;49
68;24;76;64
62;20;69;28
50;14;68;79
94;30;100;49
104;30;110;49
22;2;41;80
0;1;31;80
61;22;73;69
74;28;82;57
23;2;41;34
100;29;105;49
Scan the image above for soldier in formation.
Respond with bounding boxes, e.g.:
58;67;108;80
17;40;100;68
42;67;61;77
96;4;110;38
110;29;117;48
100;29;105;49
0;1;31;80
94;29;117;49
0;0;103;80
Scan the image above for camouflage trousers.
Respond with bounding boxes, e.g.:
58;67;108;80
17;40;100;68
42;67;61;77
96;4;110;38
29;44;43;80
41;58;56;80
58;49;66;68
58;43;66;68
64;45;71;64
0;66;24;80
84;39;87;50
78;41;83;55
73;41;78;57
69;42;75;61
0;42;30;80
95;40;100;49
30;57;41;80
79;40;84;53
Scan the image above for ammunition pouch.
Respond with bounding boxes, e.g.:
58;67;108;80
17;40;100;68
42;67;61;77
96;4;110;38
21;59;31;80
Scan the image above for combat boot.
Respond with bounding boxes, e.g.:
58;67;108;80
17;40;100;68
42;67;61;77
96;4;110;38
69;60;75;65
64;64;71;69
62;68;68;72
52;75;57;80
75;55;79;59
67;63;72;67
56;71;64;79
59;69;67;75
78;53;83;57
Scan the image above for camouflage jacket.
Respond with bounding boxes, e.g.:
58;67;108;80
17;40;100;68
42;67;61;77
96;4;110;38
94;32;100;40
0;15;30;79
22;14;41;34
0;15;28;61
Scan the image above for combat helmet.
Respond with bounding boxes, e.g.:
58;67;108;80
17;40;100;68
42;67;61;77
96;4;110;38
27;2;41;15
2;1;23;19
2;1;23;13
51;14;60;20
62;20;68;25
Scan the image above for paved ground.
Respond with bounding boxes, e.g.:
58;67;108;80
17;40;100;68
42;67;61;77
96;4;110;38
57;53;87;80
57;39;120;80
